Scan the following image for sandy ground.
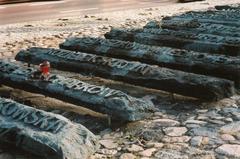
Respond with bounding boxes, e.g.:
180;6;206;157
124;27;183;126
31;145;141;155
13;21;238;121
1;0;240;159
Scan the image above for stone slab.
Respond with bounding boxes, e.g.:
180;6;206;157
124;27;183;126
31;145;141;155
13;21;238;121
59;37;240;87
0;60;154;121
215;4;240;10
105;28;240;56
15;47;235;101
146;19;240;38
162;16;240;28
163;9;240;27
0;97;98;159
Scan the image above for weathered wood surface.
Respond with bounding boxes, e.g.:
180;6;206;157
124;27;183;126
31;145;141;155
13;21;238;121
59;37;240;86
145;19;240;38
0;60;154;121
16;47;235;101
0;97;98;159
105;28;240;56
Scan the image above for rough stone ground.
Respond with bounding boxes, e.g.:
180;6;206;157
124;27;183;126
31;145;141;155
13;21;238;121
1;0;240;158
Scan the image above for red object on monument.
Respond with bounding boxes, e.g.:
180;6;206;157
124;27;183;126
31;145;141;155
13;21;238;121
39;60;50;80
40;64;50;74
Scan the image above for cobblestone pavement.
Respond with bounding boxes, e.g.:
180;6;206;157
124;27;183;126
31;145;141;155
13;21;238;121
1;0;240;158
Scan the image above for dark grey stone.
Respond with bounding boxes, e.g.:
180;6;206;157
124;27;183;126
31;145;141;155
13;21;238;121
215;4;240;10
0;97;98;159
178;0;205;2
16;47;235;101
163;9;240;27
177;10;240;21
0;60;154;121
59;37;240;87
155;149;188;159
188;127;219;139
157;19;240;38
105;28;240;56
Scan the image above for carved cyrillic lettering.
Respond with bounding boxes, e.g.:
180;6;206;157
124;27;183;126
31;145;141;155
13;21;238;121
1;103;17;116
111;60;129;69
65;79;81;88
12;108;31;121
33;113;54;130
87;55;98;63
24;111;39;124
100;58;112;66
130;64;151;75
12;109;30;121
56;51;69;58
48;49;62;56
104;90;126;98
75;82;90;92
87;86;104;94
65;52;80;60
45;120;66;133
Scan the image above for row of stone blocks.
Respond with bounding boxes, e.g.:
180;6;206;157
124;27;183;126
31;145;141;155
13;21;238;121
105;28;240;56
1;4;239;158
58;37;240;88
105;5;240;56
0;59;155;158
16;47;235;101
0;60;154;122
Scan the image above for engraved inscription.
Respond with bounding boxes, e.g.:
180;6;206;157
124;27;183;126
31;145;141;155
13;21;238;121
162;20;240;37
78;37;173;57
49;75;130;99
0;100;67;134
46;49;152;75
178;10;240;20
141;29;240;45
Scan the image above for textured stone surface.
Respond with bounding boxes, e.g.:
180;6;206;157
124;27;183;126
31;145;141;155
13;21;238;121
220;121;240;135
155;149;189;159
59;37;240;86
127;144;144;152
0;60;154;121
0;153;14;159
190;136;203;147
152;119;180;127
99;139;118;149
119;153;136;159
105;28;240;56
1;1;240;159
139;148;157;157
163;127;188;136
173;10;240;23
162;136;191;143
221;134;235;141
216;144;240;158
163;9;240;27
184;120;207;125
15;48;235;101
215;4;240;10
188;127;219;138
159;19;240;37
0;97;98;159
